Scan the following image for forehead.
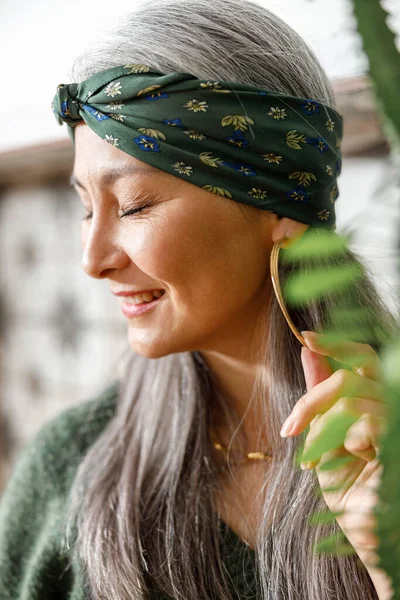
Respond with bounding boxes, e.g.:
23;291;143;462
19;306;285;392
72;123;160;187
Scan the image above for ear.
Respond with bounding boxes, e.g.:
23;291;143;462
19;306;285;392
271;217;310;249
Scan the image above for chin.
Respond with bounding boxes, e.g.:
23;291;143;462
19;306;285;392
127;328;198;360
127;341;167;360
126;332;174;360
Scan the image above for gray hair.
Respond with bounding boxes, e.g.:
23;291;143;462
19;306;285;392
65;0;395;598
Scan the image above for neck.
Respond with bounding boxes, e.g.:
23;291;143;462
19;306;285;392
201;350;259;420
195;315;270;449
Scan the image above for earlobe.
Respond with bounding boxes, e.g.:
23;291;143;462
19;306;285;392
271;218;309;247
286;220;310;242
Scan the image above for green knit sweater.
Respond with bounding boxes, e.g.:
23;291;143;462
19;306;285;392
0;381;258;599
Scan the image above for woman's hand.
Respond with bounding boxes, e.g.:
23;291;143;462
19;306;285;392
279;330;393;596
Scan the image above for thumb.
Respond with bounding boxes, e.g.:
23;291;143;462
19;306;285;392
301;346;333;392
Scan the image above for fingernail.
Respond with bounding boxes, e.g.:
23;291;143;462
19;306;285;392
280;416;295;437
301;331;319;339
301;331;320;349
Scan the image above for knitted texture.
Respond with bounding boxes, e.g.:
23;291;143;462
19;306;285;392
0;381;258;599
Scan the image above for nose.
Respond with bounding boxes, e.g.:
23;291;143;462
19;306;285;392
81;215;128;279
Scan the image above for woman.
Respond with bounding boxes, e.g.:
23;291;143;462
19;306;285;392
0;0;396;598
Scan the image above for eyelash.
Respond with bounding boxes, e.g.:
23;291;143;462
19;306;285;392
81;202;151;221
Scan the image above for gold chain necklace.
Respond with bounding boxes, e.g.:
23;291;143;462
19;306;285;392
211;437;273;468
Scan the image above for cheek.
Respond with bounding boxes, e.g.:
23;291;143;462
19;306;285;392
122;213;266;316
121;217;214;294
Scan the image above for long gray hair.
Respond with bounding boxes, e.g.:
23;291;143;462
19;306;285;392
65;0;397;598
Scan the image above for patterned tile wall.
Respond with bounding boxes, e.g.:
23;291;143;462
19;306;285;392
0;183;129;487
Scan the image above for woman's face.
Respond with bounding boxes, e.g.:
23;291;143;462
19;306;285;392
73;123;278;358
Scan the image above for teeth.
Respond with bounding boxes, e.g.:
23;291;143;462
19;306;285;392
125;290;164;305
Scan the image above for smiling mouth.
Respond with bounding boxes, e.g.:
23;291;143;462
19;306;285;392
123;290;166;305
121;290;166;317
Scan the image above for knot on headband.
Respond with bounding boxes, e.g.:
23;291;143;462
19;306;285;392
51;63;344;229
54;83;82;123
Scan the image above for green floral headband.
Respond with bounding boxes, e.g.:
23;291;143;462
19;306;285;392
52;63;343;229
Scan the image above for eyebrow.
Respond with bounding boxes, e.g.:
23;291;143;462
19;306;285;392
69;163;157;191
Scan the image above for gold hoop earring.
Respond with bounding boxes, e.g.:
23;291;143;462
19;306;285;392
270;236;306;347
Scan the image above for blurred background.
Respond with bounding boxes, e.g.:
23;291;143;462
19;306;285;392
0;0;399;490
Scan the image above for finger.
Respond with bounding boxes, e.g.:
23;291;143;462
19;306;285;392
300;400;387;466
308;446;357;473
343;413;387;462
301;332;382;381
284;369;386;437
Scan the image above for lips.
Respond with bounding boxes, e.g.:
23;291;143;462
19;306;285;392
121;290;166;318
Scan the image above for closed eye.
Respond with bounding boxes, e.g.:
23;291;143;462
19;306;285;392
81;203;151;221
120;205;148;218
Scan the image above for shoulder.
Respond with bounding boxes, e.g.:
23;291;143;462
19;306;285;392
0;380;120;599
36;379;119;453
1;379;120;501
33;380;119;486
